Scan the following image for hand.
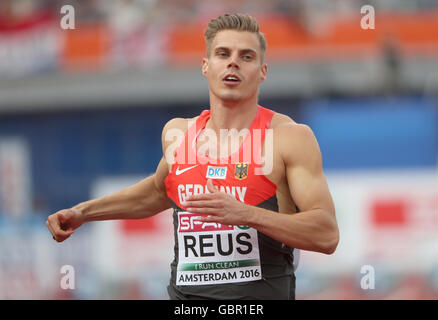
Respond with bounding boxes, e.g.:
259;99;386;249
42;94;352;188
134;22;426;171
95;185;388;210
46;207;84;242
182;179;252;226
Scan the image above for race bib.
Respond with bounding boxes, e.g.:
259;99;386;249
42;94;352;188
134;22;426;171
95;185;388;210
176;211;262;286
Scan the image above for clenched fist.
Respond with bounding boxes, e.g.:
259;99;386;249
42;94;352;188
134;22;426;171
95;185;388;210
46;208;84;242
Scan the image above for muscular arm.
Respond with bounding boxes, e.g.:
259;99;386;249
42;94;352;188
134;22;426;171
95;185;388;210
46;120;176;242
247;124;339;254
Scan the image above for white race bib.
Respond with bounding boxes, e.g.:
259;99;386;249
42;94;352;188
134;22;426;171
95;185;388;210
176;211;262;286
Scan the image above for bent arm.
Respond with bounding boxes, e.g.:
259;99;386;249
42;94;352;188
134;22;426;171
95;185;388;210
75;157;170;222
247;124;339;254
47;119;181;242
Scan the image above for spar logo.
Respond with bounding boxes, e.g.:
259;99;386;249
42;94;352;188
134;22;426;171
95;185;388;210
179;213;234;232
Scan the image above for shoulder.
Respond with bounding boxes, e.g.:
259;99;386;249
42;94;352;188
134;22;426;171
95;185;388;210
162;116;198;134
270;112;314;139
270;112;321;165
269;112;297;128
162;116;199;140
161;116;199;153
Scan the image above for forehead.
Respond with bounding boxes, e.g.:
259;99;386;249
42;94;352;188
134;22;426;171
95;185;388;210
211;30;261;52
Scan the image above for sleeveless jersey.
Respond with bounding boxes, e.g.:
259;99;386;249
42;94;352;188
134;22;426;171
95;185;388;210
164;105;297;300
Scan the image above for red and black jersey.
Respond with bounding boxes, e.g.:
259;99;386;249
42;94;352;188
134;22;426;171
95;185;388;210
164;105;297;300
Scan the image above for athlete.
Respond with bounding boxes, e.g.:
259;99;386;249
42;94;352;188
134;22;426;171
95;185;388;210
46;13;339;300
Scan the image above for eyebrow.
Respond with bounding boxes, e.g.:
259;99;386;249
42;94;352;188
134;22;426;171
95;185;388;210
214;47;257;55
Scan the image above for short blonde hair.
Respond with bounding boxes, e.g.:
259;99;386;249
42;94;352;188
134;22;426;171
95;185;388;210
204;13;267;63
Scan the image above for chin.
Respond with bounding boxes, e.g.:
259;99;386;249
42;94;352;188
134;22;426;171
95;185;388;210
221;96;242;103
217;91;244;103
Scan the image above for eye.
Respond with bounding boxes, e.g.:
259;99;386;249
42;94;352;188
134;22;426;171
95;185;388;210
242;54;253;61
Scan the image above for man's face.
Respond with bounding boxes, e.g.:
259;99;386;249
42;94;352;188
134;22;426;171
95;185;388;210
202;30;267;104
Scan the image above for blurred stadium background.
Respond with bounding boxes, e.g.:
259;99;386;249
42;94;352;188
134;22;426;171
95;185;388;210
0;0;437;299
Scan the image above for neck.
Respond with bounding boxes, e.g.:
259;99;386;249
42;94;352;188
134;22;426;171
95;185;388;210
207;95;258;133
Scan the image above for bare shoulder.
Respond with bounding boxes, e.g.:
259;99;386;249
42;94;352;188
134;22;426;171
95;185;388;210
271;112;314;140
162;116;198;141
271;113;321;165
162;116;199;134
270;112;297;128
161;116;199;158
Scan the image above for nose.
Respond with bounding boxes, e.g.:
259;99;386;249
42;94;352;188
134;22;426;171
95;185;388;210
227;54;240;69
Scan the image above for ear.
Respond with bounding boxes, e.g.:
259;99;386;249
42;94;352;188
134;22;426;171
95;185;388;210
259;63;267;83
202;57;208;76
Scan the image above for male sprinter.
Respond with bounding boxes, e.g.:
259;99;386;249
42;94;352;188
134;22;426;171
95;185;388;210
46;13;339;300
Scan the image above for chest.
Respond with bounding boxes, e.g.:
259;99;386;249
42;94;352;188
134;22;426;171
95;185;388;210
168;161;275;207
165;126;295;211
167;128;286;184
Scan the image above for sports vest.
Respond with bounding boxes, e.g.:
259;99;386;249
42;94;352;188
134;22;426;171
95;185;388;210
164;105;297;300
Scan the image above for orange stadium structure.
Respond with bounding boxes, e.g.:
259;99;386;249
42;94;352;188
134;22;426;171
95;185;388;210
166;12;438;64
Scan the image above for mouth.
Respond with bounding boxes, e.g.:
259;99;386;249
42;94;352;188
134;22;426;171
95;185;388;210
222;74;241;86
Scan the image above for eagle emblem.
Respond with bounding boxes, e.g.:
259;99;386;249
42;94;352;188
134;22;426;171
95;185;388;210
234;162;249;180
